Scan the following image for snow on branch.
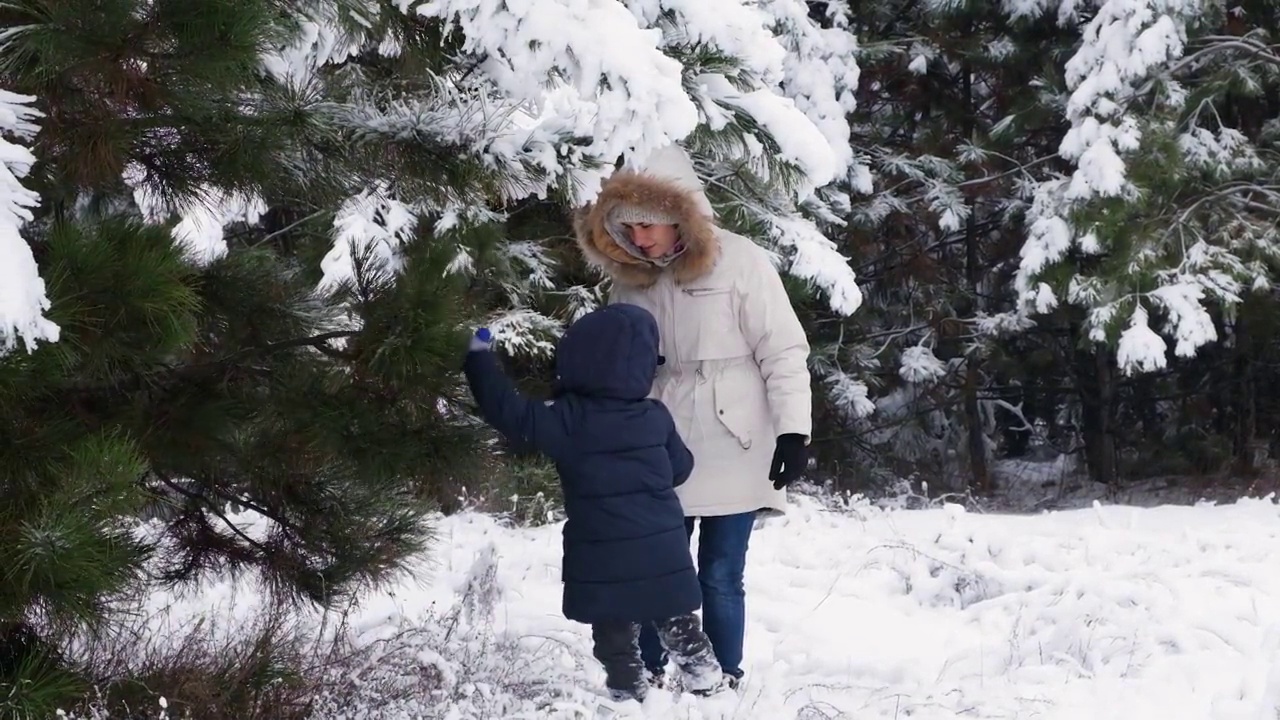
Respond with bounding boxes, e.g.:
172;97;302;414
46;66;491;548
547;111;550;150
0;89;59;356
630;0;787;81
1058;0;1192;201
486;308;562;358
321;190;508;294
1010;0;1208;374
388;0;867;327
1016;0;1200;292
1114;304;1167;374
325;80;600;206
402;0;863;206
766;214;862;316
899;345;946;384
756;0;866;193
321;184;420;291
260;1;372;85
646;0;864;197
824;368;876;420
126;164;267;266
640;0;865;314
696;74;839;198
634;0;841;193
402;0;700;200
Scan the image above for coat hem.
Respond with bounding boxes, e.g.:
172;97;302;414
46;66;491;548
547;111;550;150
564;601;703;626
678;495;786;518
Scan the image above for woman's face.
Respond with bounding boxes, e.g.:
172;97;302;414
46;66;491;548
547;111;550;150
626;223;679;258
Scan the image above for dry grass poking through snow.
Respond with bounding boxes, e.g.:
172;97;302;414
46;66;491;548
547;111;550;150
55;546;600;720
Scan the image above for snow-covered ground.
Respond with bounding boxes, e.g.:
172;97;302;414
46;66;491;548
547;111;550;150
144;494;1280;719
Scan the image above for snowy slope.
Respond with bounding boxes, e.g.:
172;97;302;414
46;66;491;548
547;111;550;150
141;495;1280;719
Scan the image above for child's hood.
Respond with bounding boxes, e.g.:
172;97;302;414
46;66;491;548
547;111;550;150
554;304;659;400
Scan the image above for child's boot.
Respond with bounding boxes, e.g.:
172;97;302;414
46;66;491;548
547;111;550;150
652;613;727;696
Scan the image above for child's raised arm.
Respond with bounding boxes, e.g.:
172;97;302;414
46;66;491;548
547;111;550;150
463;330;570;460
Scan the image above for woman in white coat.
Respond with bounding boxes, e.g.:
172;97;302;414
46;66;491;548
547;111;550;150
572;143;812;688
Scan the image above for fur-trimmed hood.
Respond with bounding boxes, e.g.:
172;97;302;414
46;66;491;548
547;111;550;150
573;144;720;288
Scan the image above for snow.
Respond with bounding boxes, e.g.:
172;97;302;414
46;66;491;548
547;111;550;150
260;5;365;85
644;0;864;198
0;89;58;356
1057;0;1192;201
101;0;867;338
758;0;863;187
485;308;564;358
1149;281;1220;359
629;0;786;82
1178;126;1264;176
170;191;267;265
696;73;839;197
115;493;1280;719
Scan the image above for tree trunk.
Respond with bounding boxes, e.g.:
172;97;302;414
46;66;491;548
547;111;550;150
964;360;992;493
1077;344;1118;485
960;60;992;495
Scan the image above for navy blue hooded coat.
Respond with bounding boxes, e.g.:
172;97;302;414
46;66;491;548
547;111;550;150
463;303;701;625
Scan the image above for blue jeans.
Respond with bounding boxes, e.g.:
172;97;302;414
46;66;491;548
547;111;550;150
639;512;755;678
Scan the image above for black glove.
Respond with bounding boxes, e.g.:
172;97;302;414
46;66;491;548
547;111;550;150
769;433;808;490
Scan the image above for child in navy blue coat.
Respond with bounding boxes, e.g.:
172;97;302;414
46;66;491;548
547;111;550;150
463;303;727;702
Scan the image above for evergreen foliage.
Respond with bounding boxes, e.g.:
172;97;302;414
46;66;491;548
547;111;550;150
0;0;543;711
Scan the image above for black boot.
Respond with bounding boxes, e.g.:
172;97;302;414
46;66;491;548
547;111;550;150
592;622;647;702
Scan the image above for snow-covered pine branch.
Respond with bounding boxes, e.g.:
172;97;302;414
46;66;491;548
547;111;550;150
400;0;867;319
401;0;700;198
114;0;867;357
126;169;267;267
1015;0;1199;312
1001;0;1278;376
0;89;58;356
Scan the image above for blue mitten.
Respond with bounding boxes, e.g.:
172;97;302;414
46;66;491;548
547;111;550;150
469;327;493;352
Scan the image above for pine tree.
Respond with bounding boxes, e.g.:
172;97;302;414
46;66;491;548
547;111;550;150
803;0;1078;492
1009;0;1280;375
0;0;580;711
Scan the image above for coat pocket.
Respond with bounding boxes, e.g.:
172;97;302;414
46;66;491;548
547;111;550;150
679;286;750;361
712;374;753;450
682;287;730;297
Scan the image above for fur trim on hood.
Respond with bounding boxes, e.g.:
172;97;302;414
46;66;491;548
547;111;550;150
573;145;719;288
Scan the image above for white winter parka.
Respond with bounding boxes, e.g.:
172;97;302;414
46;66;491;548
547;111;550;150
573;145;812;516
